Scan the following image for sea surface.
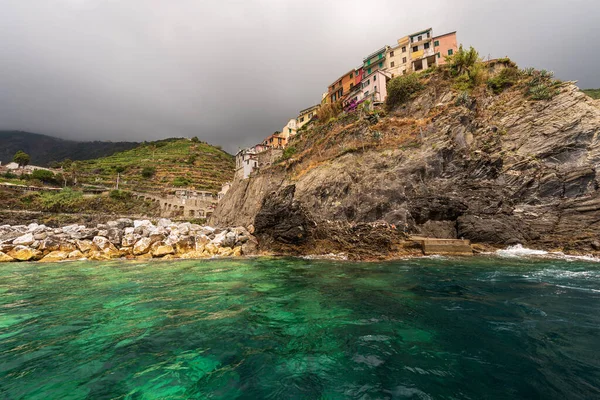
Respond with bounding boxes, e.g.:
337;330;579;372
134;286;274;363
0;256;599;399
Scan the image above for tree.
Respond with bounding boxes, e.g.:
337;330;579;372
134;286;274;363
141;167;156;179
31;169;55;184
447;45;480;76
114;166;126;190
13;150;30;168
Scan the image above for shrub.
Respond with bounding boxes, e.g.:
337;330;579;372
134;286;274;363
31;169;55;184
455;91;472;106
385;74;424;110
447;45;480;76
35;188;84;212
109;190;130;200
487;67;521;94
281;146;297;160
316;102;343;122
528;84;554;100
3;172;17;179
141;167;156;178
172;177;191;187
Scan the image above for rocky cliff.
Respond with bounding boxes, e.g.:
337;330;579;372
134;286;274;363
212;62;600;258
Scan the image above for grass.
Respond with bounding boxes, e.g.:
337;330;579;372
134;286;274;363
583;89;600;99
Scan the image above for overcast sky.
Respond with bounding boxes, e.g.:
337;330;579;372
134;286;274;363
1;0;599;153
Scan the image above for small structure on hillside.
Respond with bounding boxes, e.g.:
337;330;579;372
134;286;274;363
218;182;231;201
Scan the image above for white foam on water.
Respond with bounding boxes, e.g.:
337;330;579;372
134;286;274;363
496;245;600;263
496;244;548;258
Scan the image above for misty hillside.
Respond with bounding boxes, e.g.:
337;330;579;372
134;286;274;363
0;131;139;166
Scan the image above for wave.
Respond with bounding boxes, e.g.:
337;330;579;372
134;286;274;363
496;244;600;263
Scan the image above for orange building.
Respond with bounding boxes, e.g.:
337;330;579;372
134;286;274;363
433;31;458;65
326;69;358;103
263;132;288;149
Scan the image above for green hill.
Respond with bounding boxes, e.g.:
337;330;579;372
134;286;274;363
583;89;600;99
0;131;139;166
76;138;234;193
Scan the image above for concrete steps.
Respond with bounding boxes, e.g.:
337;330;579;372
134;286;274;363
409;236;473;256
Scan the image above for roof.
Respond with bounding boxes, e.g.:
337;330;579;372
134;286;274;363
298;104;320;114
328;69;357;88
408;27;433;38
363;46;388;63
433;31;457;39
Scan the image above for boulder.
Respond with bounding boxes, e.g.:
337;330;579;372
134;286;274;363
12;233;34;246
92;236;120;258
241;239;259;256
179;251;207;259
232;246;242;257
87;251;111;261
121;233;139;247
133;237;153;255
0;252;15;262
136;253;153;260
39;251;70;263
204;242;219;256
151;243;175;257
68;250;85;260
33;232;48;241
59;242;78;253
39;237;61;252
107;228;123;245
175;236;196;254
157;218;172;227
8;246;42;261
76;240;93;253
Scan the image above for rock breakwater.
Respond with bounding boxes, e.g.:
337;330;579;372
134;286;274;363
0;219;258;263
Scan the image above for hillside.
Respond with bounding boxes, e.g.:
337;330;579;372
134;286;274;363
212;57;600;258
76;138;234;193
0;131;139;166
583;89;600;99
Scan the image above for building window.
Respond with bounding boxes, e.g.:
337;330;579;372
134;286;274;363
413;46;418;52
390;61;395;67
424;42;430;49
434;40;440;47
373;75;376;81
367;60;371;66
374;85;377;93
288;128;292;134
367;67;371;74
378;62;383;68
403;57;407;63
350;83;354;89
418;35;422;41
402;46;406;52
299;117;304;122
390;50;394;57
427;32;430;38
437;52;441;59
448;49;453;55
379;53;383;59
350;72;353;78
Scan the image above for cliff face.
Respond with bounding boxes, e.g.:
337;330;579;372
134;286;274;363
212;65;600;258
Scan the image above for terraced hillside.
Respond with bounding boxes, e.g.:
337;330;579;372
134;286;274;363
76;138;234;193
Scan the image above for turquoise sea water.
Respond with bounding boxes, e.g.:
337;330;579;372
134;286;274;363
0;257;599;399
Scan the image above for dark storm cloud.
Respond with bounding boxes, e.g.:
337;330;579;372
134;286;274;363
1;0;599;153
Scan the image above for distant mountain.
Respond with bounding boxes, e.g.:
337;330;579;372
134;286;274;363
0;131;140;166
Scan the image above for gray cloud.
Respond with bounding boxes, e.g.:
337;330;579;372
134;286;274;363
1;0;599;153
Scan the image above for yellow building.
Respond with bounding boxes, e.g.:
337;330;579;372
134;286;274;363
297;105;320;129
385;36;410;77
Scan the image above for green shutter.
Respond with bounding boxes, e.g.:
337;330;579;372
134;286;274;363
379;62;383;68
448;49;453;55
434;40;439;47
367;68;371;74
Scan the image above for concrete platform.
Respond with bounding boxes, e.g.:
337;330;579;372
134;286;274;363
409;237;473;256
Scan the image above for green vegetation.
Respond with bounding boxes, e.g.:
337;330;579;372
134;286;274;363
0;187;159;215
385;74;424;110
141;167;156;178
279;146;297;162
316;102;343;123
487;67;521;94
525;69;560;100
447;45;485;91
13;150;30;167
74;138;234;192
583;89;600;99
30;169;56;184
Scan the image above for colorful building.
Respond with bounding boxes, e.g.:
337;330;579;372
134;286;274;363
326;69;357;103
409;28;436;72
363;46;389;76
386;36;410;77
361;69;392;104
297;104;320;129
433;31;458;65
263;133;288;149
281;119;298;139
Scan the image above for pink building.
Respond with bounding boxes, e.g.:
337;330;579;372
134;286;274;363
433;31;458;65
361;69;392;104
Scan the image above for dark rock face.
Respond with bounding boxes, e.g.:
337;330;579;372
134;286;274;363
254;185;313;246
212;83;600;255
